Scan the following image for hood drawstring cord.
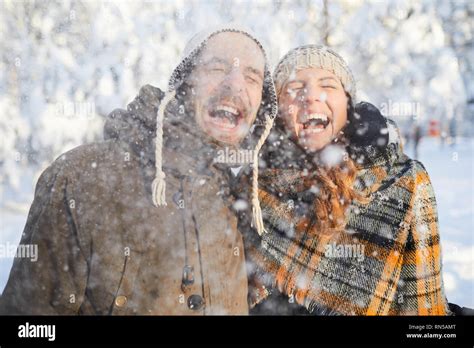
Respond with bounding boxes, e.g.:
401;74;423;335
152;90;176;207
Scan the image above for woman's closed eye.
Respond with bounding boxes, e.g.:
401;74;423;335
285;82;304;93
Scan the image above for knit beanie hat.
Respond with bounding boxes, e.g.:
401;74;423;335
273;45;356;102
152;23;278;236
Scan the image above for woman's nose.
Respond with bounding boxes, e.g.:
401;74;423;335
303;84;325;104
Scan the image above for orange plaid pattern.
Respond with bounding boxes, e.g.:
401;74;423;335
247;160;451;316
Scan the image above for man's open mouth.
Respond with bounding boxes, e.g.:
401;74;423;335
301;113;330;134
208;104;243;130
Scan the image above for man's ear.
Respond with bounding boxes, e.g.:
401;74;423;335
175;78;194;101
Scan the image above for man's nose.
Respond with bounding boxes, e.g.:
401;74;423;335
221;68;245;93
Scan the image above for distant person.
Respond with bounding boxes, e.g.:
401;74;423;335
449;117;457;147
413;123;422;159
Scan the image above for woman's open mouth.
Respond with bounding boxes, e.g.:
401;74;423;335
301;113;330;134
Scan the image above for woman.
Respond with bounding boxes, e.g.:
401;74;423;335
245;45;452;315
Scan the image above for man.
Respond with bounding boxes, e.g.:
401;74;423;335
0;24;277;315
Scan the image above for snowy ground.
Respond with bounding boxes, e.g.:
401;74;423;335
1;136;473;309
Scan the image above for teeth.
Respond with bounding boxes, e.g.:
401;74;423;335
216;105;239;116
305;113;328;122
304;128;324;134
216;121;235;129
210;117;237;129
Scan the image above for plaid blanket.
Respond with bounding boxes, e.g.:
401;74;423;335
247;120;452;315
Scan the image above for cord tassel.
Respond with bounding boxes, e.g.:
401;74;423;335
152;90;176;207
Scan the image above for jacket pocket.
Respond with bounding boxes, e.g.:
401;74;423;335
109;251;142;315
